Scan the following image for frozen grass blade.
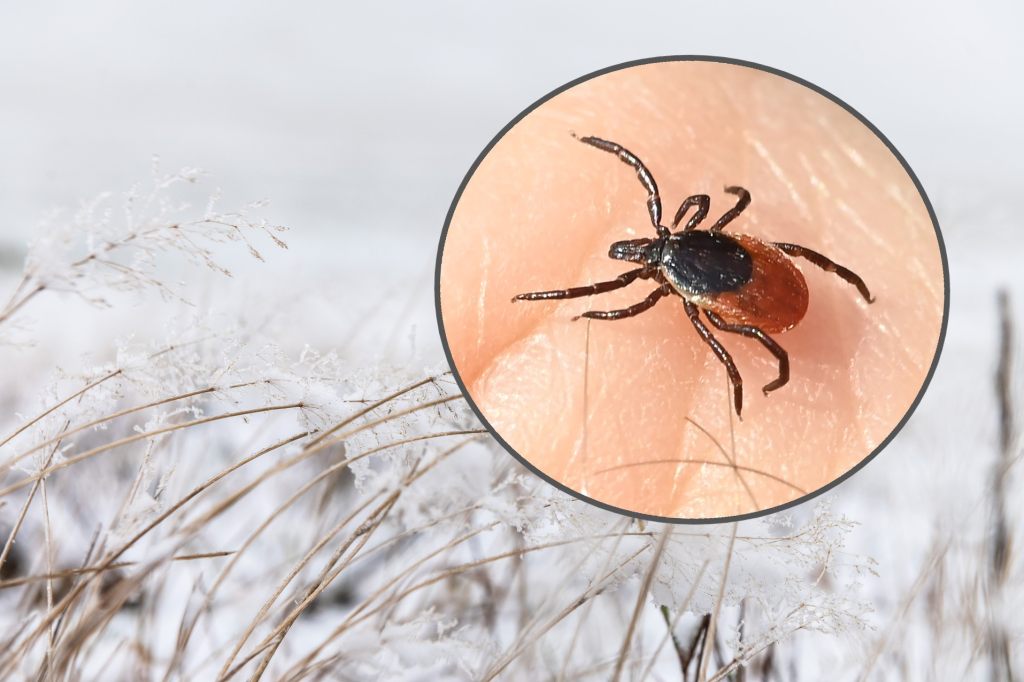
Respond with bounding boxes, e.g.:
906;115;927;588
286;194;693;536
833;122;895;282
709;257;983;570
987;290;1015;680
699;523;736;682
611;524;672;682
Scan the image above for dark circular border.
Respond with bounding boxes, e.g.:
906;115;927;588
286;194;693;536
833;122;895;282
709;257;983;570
433;55;950;525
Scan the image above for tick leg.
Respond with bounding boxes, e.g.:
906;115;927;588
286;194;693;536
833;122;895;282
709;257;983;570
573;134;668;238
513;267;649;302
704;311;789;396
671;194;710;232
575;285;670;321
684;301;743;416
708;186;751;233
773;243;875;303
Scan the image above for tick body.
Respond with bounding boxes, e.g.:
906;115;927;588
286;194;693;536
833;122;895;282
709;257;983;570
512;134;874;416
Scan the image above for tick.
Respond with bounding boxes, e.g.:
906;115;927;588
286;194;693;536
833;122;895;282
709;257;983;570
512;134;875;416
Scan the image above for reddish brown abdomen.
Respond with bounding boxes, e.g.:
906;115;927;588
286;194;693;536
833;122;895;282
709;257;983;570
690;234;808;333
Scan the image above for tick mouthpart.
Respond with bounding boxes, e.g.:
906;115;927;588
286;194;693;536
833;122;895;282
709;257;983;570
608;237;655;264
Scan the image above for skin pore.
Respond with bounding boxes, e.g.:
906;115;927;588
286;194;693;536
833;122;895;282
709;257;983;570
439;61;944;519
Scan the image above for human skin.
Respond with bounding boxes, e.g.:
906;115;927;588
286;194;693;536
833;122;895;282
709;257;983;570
438;61;945;519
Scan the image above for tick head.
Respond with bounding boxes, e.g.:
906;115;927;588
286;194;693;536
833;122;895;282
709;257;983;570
609;237;658;265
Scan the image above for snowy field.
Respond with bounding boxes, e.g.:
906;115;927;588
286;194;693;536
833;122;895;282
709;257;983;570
0;3;1022;680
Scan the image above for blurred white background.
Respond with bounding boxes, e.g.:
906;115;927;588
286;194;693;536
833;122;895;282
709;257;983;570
1;1;1022;359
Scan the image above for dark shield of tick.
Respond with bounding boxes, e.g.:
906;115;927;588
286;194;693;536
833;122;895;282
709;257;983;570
512;134;875;417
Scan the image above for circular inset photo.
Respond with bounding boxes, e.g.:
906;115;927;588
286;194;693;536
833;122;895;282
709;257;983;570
435;57;947;522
